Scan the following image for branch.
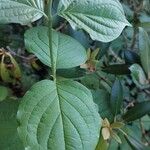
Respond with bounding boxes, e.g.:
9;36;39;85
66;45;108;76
47;0;56;81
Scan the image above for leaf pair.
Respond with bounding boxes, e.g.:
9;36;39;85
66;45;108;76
0;0;131;42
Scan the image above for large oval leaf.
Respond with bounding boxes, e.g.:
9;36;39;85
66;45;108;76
25;26;87;69
139;27;150;80
0;99;24;150
17;79;101;150
57;0;131;42
0;0;44;25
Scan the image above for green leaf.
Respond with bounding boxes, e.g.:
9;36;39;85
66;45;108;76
111;122;124;129
81;74;100;90
123;50;140;65
25;26;87;69
122;126;149;150
111;131;122;144
0;0;44;25
141;115;150;130
123;101;150;122
125;135;148;150
118;134;132;150
92;89;114;121
0;55;13;82
129;64;149;88
0;86;8;101
102;64;130;75
140;22;150;28
108;139;118;150
57;0;131;42
57;67;86;79
110;79;123;116
139;27;150;79
17;79;101;150
0;99;24;150
96;135;108;150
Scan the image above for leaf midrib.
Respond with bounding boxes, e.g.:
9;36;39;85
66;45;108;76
55;83;66;150
55;82;87;150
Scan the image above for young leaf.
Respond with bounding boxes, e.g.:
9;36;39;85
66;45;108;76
57;0;131;42
139;27;150;79
0;99;24;149
123;101;150;122
0;0;44;25
0;86;8;101
102;127;110;140
17;79;101;150
110;122;124;129
9;53;21;80
25;26;87;69
110;79;123;116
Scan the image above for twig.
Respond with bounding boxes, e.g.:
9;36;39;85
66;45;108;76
56;21;67;31
6;46;34;61
109;47;124;63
